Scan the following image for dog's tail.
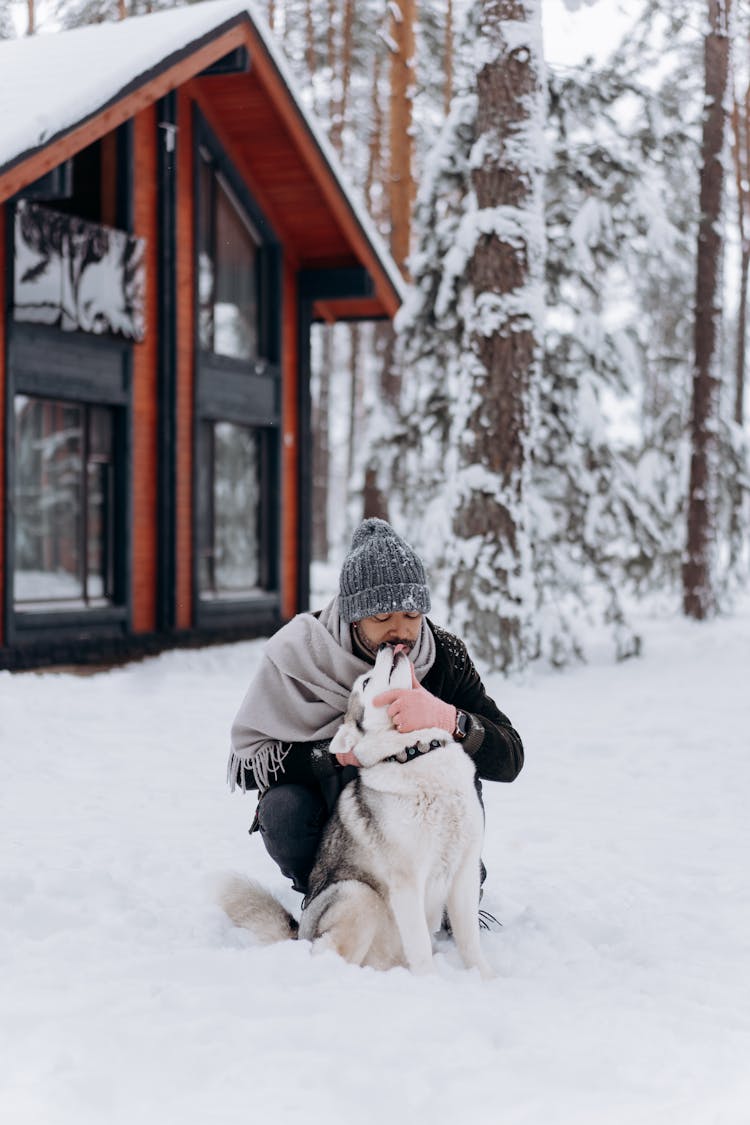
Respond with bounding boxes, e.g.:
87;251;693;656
219;874;299;944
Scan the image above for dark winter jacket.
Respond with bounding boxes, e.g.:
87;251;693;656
235;619;524;803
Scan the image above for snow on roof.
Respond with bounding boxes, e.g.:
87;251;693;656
0;0;406;304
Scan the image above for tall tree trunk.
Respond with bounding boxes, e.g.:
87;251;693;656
312;327;332;561
732;90;749;426
444;0;454;117
331;0;355;154
363;465;389;520
309;3;346;562
367;49;385;224
347;323;363;486
449;0;544;672
327;0;337;84
361;321;395;522
27;0;35;34
737;249;748;425
683;0;732;620
388;0;416;274
359;27;397;525
305;0;316;93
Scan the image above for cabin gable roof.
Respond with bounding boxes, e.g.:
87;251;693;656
0;0;404;317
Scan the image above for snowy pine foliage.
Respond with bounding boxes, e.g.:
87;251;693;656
538;60;701;657
391;0;545;672
392;6;722;667
0;1;14;38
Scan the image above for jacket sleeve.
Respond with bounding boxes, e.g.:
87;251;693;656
236;740;341;791
446;644;524;782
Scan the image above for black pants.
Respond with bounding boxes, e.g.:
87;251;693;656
256;784;328;893
255;777;486;897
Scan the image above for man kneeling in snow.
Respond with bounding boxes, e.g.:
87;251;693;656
228;518;524;896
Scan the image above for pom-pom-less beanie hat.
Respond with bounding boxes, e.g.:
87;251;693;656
338;518;431;623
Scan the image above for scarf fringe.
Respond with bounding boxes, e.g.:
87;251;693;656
227;741;291;793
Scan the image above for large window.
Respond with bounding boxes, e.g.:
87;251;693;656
13;396;116;609
198;421;273;599
198;153;260;361
193;114;280;623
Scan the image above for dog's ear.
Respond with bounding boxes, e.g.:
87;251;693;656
329;721;360;759
344;696;365;731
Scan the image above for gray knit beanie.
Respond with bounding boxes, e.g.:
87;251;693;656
338;518;431;623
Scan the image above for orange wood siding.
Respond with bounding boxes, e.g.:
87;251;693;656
0;206;5;645
175;90;194;630
131;107;159;634
281;258;298;619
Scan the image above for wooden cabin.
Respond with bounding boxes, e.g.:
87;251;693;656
0;0;402;669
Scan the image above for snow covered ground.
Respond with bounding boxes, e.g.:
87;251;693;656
1;600;749;1124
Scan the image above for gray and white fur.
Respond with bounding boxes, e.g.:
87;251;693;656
221;645;492;978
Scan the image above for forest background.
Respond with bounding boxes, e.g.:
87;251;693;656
4;0;749;674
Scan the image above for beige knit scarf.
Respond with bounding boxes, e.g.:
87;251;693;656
227;596;436;791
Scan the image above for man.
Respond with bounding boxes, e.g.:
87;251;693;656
228;518;524;895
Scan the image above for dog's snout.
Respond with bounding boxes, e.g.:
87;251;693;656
377;642;390;652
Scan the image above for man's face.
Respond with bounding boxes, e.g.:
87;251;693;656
353;611;423;658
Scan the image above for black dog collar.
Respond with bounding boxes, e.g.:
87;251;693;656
385;738;445;764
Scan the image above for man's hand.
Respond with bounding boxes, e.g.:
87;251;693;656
335;748;361;768
372;664;457;735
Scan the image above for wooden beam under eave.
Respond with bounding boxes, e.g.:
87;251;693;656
0;24;248;204
315;301;337;325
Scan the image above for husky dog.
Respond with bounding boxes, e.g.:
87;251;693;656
221;644;492;978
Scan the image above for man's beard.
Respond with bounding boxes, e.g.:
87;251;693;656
354;628;416;658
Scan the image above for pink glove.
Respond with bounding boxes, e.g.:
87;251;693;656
372;663;457;735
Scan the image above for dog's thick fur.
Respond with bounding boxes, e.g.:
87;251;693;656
221;645;492;977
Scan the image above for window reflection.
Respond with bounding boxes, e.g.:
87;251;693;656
198;154;259;361
199;421;263;598
14;396;115;608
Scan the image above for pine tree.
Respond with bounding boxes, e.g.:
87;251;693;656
542;58;698;616
395;6;708;665
0;0;16;37
683;0;733;619
54;0;173;28
732;87;749;429
391;0;544;672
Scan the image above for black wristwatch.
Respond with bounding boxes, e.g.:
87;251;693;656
453;709;470;741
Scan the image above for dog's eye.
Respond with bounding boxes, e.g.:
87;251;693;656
361;678;370;690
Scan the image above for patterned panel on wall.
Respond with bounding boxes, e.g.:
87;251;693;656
14;200;146;341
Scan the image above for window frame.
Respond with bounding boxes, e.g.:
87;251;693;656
198;162;263;362
192;111;282;631
197;420;277;602
4;321;131;647
13;397;118;611
4;125;133;652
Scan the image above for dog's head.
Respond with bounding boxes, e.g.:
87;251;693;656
329;644;412;763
